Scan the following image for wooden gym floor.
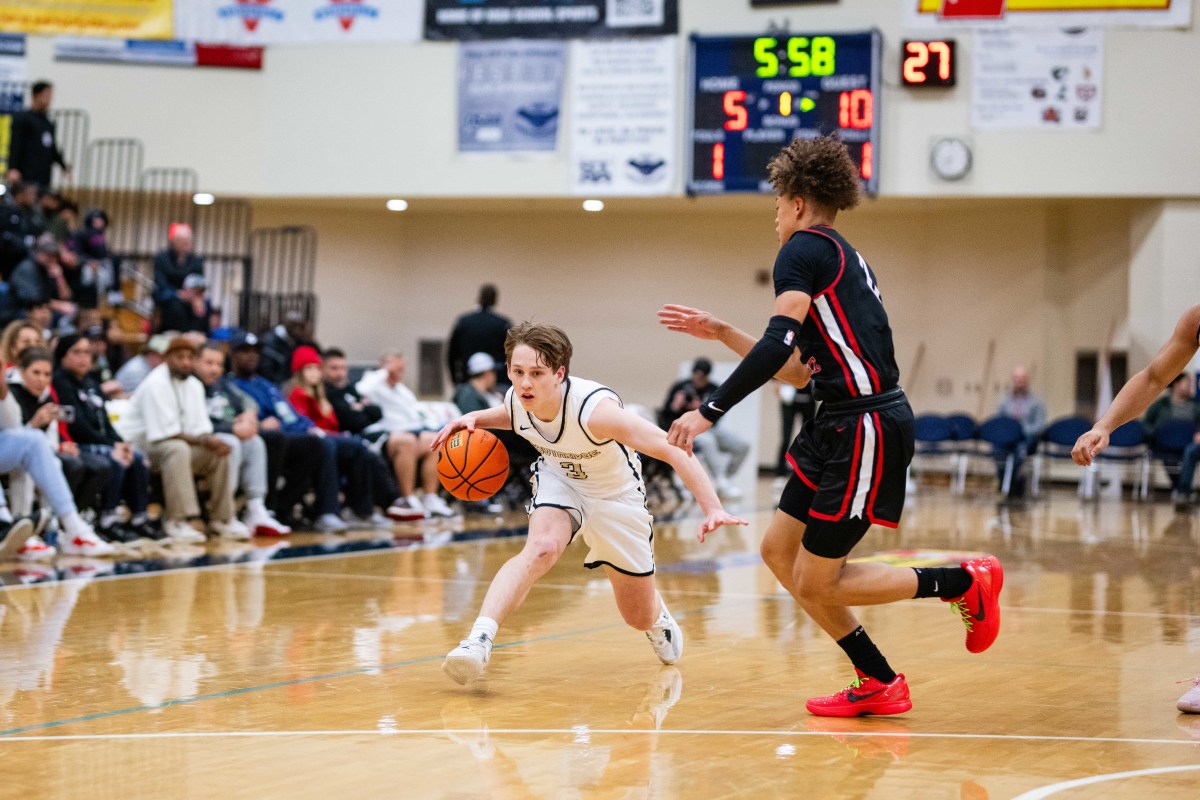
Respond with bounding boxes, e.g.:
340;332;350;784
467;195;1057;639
0;484;1198;799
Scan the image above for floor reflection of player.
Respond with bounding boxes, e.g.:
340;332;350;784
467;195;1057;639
1072;302;1200;714
440;667;682;798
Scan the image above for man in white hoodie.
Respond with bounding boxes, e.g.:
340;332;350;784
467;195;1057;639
357;350;456;518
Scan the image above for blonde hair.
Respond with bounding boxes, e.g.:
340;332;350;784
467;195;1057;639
0;320;42;365
285;365;333;417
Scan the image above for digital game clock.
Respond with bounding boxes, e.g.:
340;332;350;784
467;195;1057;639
687;31;882;196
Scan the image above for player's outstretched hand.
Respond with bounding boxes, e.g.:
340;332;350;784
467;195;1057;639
430;414;476;452
657;304;724;341
1071;428;1109;466
697;509;748;543
667;410;713;455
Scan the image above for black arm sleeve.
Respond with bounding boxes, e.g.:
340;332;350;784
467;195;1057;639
699;316;800;422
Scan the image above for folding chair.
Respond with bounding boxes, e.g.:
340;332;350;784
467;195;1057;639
969;416;1024;496
1081;419;1150;500
1031;416;1092;497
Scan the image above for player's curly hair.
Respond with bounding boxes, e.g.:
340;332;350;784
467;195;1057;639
767;135;862;211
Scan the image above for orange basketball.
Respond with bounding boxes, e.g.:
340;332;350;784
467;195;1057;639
438;428;510;502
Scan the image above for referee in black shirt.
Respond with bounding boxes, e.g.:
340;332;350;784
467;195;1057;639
7;81;70;189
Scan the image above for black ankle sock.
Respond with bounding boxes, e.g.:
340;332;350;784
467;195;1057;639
835;626;897;684
912;567;973;599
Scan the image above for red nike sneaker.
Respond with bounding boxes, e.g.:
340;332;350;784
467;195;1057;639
805;669;912;717
944;555;1004;653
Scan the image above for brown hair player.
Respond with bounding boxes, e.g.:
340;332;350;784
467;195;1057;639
658;135;1004;717
1073;302;1200;714
430;321;746;685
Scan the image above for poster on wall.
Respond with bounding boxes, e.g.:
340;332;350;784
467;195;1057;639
175;0;422;45
426;0;678;40
972;28;1103;130
0;33;23;177
0;0;172;39
907;0;1190;28
569;36;676;195
457;40;566;154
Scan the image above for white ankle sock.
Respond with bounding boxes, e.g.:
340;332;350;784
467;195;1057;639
469;616;498;644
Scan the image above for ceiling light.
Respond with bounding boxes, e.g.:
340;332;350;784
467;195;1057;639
192;192;215;206
386;198;409;212
582;199;604;212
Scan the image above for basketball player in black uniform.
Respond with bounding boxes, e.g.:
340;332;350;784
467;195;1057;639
659;136;1003;717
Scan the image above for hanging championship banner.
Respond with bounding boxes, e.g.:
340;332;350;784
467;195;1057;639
175;0;422;45
907;0;1190;28
972;28;1103;130
0;33;24;177
427;0;678;40
0;0;172;39
457;40;566;154
569;36;676;195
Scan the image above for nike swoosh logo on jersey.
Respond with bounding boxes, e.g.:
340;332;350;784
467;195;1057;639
847;688;885;703
519;426;531;431
972;587;986;621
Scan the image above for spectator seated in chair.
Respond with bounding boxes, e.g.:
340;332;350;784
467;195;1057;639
660;357;749;501
357;349;457;519
1143;373;1200;506
994;365;1047;499
131;336;248;542
286;345;410;528
195;343;291;537
228;331;350;533
10;346;111;534
53;332;162;546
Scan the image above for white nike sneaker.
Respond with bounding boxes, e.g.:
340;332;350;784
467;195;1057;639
424;493;457;519
58;527;117;557
646;603;683;665
210;518;251;541
442;634;493;685
163;519;207;543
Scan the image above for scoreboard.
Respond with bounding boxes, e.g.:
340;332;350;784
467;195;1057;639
687;31;882;196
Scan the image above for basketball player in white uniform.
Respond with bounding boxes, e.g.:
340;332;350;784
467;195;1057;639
1073;301;1200;713
432;322;746;685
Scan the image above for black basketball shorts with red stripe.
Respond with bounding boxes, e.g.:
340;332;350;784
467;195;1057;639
779;387;915;559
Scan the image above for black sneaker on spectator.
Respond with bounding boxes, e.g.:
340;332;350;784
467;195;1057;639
126;519;168;543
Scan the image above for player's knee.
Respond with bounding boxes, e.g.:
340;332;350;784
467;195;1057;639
524;537;565;567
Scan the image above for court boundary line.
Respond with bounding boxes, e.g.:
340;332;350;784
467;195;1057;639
0;728;1197;747
1011;764;1200;799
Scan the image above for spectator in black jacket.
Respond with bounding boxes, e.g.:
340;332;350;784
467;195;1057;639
152;223;203;332
447;284;511;386
0;182;45;280
258;310;314;385
322;347;382;435
52;333;159;543
6;81;70;190
10;233;74;320
62;209;115;309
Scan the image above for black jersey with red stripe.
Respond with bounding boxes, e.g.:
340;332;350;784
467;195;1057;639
773;225;900;403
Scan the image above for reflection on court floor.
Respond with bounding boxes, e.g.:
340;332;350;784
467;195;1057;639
0;487;1198;799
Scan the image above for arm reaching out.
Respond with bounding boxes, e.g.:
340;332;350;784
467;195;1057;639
587;399;747;542
1072;303;1200;466
657;304;812;388
429;404;512;452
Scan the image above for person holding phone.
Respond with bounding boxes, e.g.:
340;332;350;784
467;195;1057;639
9;346;111;524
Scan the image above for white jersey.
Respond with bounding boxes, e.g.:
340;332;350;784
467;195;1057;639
507;377;644;500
